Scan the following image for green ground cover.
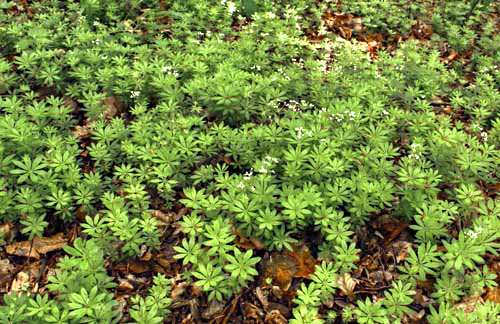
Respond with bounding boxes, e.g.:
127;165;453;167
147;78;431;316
0;1;499;323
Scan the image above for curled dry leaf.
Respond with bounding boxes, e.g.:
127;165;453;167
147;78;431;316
10;271;31;293
386;241;413;264
5;233;67;259
264;309;287;324
151;209;179;225
337;273;357;299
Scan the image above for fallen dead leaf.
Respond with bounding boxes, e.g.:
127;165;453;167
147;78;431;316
0;222;15;241
72;125;91;139
233;227;265;250
485;287;500;304
117;279;134;292
116;260;151;274
255;287;269;310
264;310;287;324
10;271;31;293
284;243;317;279
5;233;67;259
102;95;126;120
386;241;413;264
262;254;297;291
337;273;357;300
151;210;180;225
0;259;15;276
455;293;483;313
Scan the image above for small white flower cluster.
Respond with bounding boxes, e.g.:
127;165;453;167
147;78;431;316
479;65;498;73
295;126;313;139
464;226;483;239
161;65;180;77
265;12;276;19
257;156;279;175
381;109;389;116
291;57;305;68
408;143;423;160
243;170;253;181
92;38;101;45
480;131;488;142
238;169;256;191
264;155;280;164
250;65;261;71
329;110;358;122
276;67;291;81
130;90;141;98
226;1;237;15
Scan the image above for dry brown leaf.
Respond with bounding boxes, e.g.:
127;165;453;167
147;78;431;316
386;241;413;263
151;210;179;225
233;227;265;250
72;125;91;139
284;244;317;279
5;233;67;259
262;254;297;291
0;222;15;241
0;259;15;276
485;287;500;304
264;310;287;324
10;271;31;292
337;273;357;299
102;95;126;120
455;293;483;313
116;260;151;274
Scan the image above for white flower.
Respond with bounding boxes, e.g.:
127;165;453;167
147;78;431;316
130;91;141;98
243;170;253;180
227;1;237;15
236;182;245;189
265;12;276;19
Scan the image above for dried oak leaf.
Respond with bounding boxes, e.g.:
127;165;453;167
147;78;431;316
5;233;67;259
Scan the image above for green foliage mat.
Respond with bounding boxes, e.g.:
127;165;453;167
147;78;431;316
0;0;499;323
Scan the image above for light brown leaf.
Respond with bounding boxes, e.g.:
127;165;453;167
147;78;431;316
485;287;500;304
5;233;67;259
10;271;31;292
337;273;357;299
455;293;483;313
